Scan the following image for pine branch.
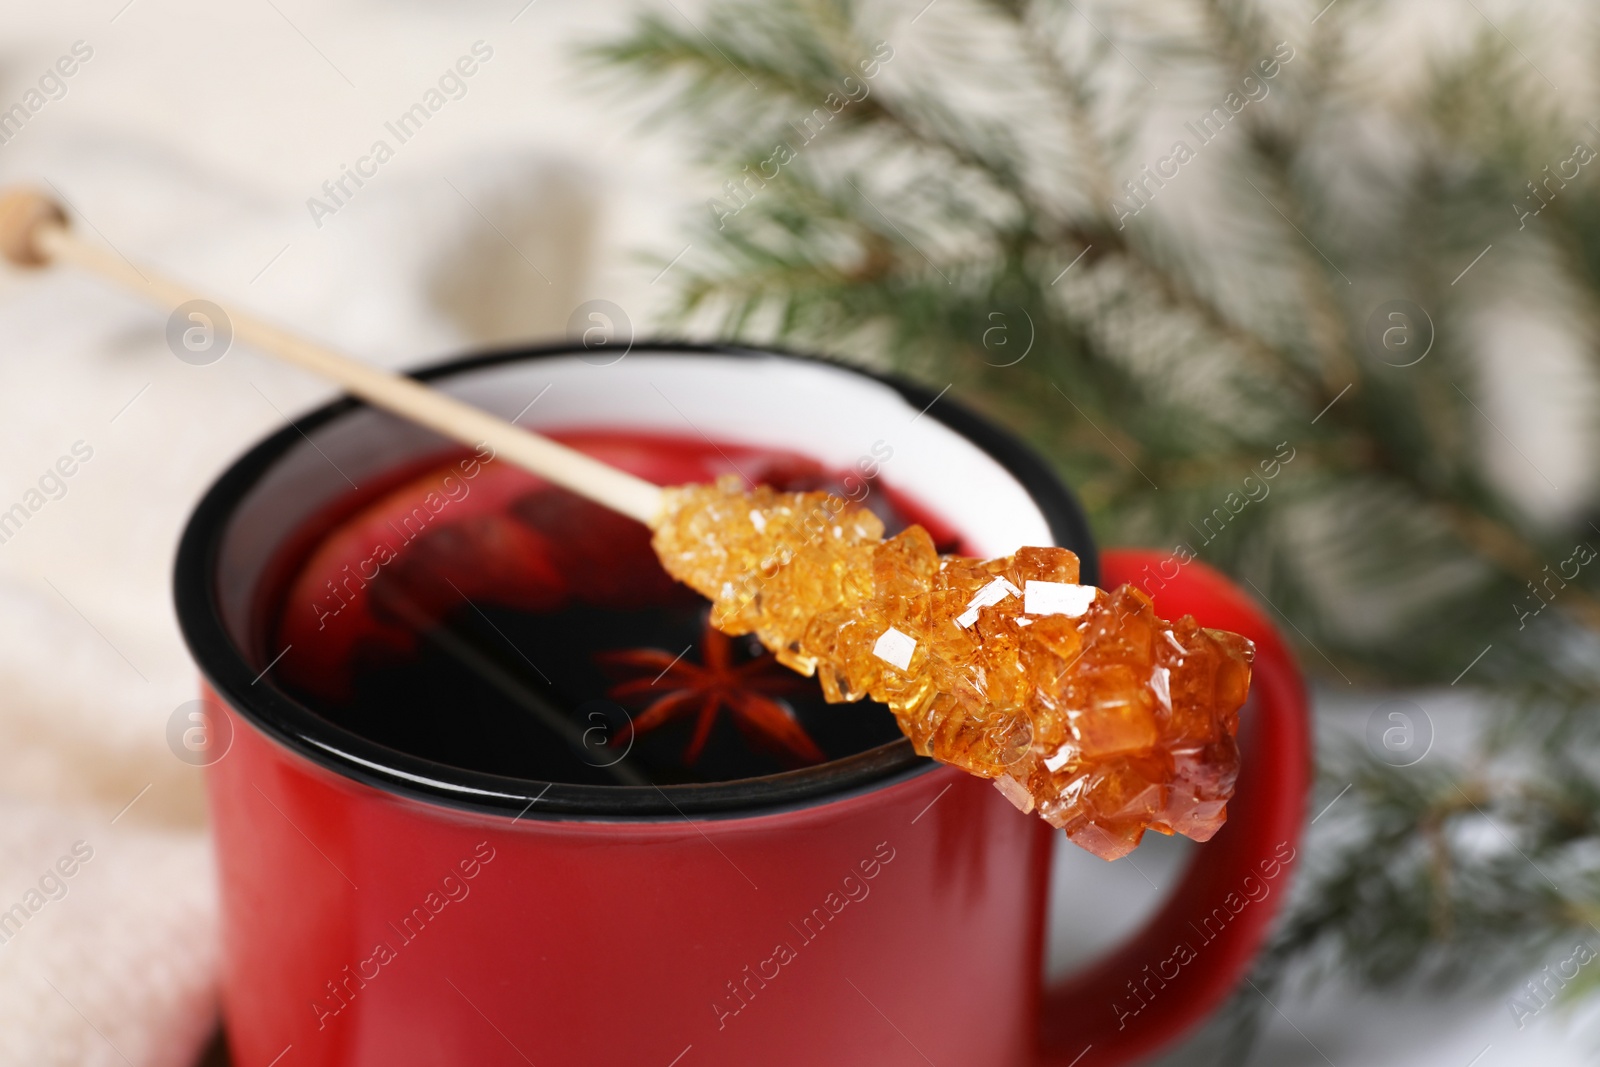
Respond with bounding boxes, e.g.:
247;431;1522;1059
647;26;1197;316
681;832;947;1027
589;1;1600;1051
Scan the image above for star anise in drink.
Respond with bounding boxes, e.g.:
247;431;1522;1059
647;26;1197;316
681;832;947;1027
597;618;824;767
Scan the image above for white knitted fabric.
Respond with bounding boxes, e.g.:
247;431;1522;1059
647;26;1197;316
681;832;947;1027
0;800;217;1067
0;120;598;1067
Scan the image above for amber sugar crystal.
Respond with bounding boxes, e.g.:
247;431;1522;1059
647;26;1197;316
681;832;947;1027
651;477;1254;860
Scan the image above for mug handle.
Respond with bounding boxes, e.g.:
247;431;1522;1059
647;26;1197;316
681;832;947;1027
1037;549;1312;1066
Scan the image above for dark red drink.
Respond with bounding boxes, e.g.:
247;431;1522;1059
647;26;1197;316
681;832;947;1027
271;431;966;786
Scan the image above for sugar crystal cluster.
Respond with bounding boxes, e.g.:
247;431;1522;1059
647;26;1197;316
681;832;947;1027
652;476;1254;860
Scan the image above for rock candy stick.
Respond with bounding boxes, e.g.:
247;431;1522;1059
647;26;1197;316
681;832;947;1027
653;477;1253;861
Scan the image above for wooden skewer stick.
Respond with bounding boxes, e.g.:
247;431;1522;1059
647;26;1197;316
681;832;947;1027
0;187;666;526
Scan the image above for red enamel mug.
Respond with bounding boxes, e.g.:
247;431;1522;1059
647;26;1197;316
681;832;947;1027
175;343;1310;1066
